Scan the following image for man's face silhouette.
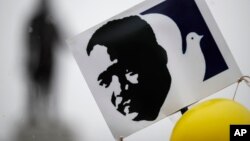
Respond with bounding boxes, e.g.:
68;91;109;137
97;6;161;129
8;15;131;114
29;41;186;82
87;16;171;121
92;45;141;120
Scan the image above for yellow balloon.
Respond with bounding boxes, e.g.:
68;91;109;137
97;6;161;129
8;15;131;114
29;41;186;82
170;98;250;141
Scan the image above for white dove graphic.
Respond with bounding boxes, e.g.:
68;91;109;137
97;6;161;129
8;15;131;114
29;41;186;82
184;32;205;84
141;14;206;114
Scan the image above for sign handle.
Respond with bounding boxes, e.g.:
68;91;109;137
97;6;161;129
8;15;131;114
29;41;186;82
180;107;188;115
119;136;124;141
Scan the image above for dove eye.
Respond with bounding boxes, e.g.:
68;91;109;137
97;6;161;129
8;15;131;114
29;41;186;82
191;37;194;40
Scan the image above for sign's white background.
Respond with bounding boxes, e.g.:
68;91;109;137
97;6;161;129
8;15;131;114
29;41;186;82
0;0;249;141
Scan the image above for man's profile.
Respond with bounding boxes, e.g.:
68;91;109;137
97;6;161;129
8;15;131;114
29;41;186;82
86;16;171;121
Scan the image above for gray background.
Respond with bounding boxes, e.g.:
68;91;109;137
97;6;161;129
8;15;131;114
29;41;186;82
0;0;249;141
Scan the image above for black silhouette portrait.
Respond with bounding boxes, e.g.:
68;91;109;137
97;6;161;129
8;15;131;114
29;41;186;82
86;16;171;121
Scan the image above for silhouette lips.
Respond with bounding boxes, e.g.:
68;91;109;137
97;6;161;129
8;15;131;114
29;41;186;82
111;92;131;116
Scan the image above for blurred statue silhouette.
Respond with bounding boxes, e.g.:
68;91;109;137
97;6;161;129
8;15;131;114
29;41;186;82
26;0;59;122
14;0;74;141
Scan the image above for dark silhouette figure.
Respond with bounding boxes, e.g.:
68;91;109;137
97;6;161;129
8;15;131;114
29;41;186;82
87;16;172;121
15;1;76;141
16;1;75;141
27;0;58;93
26;0;59;122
